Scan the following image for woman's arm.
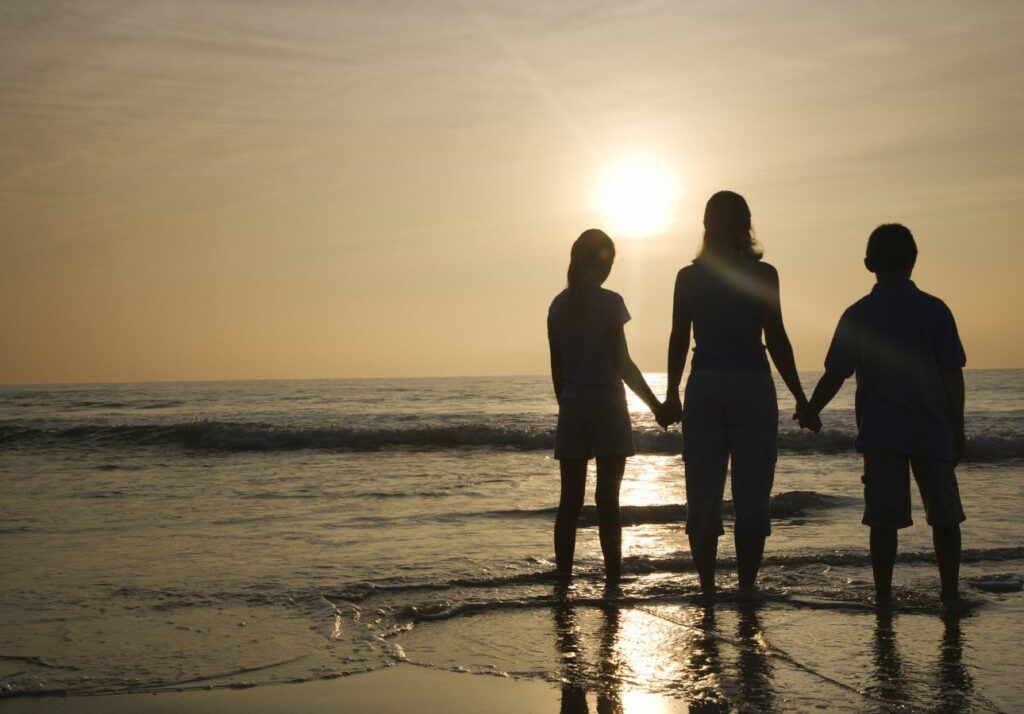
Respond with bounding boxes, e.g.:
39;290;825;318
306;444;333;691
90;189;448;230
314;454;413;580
548;318;564;403
761;264;808;409
665;268;691;412
610;325;661;413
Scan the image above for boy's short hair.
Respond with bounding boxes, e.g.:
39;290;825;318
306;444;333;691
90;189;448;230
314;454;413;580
866;224;917;272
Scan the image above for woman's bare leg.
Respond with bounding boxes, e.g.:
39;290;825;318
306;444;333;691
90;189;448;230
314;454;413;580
735;534;766;589
689;533;719;596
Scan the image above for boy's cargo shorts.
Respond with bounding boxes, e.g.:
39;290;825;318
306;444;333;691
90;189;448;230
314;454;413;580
861;450;966;528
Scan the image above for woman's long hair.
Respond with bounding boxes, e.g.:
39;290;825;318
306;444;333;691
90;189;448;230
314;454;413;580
696;190;763;262
566;228;615;318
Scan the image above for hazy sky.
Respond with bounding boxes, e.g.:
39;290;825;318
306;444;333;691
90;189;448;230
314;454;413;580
2;1;1023;383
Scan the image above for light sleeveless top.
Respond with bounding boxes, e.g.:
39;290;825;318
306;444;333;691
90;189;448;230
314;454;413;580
684;258;770;372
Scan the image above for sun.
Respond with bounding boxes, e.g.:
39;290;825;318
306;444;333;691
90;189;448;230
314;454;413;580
594;155;680;238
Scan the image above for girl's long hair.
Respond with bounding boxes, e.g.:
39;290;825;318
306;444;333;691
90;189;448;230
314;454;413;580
566;228;615;318
696;190;763;262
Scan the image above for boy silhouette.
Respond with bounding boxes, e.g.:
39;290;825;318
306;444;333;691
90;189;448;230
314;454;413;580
800;224;966;606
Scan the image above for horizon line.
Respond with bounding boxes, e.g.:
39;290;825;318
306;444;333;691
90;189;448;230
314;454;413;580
0;366;1018;389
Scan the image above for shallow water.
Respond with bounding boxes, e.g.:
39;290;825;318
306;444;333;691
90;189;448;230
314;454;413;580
0;373;1021;709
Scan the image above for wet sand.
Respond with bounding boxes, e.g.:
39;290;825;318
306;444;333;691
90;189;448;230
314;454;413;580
1;589;1020;712
0;664;684;713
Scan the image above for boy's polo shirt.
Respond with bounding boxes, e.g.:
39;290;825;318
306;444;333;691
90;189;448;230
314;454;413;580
824;278;966;462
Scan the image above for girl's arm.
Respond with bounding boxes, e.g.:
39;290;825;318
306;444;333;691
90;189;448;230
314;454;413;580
665;268;691;412
610;325;661;413
761;264;808;409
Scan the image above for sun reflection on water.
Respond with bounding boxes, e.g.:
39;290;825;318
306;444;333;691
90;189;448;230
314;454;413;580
620;690;670;713
619;455;677;506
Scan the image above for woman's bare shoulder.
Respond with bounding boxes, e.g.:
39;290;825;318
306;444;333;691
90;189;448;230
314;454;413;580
753;260;779;281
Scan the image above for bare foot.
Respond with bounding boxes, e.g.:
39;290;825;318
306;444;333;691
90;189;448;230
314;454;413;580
734;585;764;603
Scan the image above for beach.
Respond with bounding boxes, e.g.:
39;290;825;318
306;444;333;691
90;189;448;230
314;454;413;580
0;666;569;713
2;592;1021;712
1;373;1022;711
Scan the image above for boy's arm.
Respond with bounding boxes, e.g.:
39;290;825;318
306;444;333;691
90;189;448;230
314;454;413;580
941;367;966;465
807;371;846;417
803;310;857;430
936;306;967;465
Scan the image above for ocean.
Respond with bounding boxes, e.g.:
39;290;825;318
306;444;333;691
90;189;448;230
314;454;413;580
1;372;1022;711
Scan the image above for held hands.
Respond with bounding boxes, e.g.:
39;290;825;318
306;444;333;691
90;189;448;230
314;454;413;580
793;401;822;433
652;394;823;433
654;396;683;431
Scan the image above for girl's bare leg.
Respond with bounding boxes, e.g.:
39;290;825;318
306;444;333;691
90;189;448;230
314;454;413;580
555;459;588;578
595;456;626;583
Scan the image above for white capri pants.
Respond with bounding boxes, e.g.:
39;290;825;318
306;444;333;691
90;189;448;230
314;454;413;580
682;370;778;538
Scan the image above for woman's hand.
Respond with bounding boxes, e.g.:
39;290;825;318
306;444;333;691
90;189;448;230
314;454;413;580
793;403;822;432
655;399;682;430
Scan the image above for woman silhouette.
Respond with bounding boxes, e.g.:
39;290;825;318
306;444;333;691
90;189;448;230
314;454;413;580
664;192;809;596
548;229;665;585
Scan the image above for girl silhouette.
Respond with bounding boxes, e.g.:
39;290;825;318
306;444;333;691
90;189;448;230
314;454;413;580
547;229;665;585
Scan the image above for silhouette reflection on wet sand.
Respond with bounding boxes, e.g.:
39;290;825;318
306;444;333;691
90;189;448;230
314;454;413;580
553;589;781;713
734;604;777;713
555;586;622;714
678;602;777;713
681;605;724;712
936;612;976;713
868;609;906;709
550;586;986;712
870;609;977;714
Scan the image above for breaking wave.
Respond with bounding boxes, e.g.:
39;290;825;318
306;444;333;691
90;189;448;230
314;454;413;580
477;490;854;526
1;421;1021;460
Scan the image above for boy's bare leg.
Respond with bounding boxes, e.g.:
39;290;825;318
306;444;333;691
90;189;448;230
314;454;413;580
933;525;961;603
870;527;898;606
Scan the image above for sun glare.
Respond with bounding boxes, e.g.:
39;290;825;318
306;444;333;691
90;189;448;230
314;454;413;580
594;155;680;238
